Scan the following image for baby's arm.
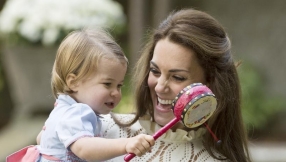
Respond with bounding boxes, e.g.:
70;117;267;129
70;134;154;162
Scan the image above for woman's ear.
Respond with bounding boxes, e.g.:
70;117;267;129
66;73;78;92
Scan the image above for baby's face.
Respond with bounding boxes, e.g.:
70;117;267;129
71;57;127;114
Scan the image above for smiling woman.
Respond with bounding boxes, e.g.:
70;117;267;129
102;8;251;162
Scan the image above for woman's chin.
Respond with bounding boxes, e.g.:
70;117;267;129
154;115;174;126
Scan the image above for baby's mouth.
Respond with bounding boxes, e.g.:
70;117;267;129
105;102;114;108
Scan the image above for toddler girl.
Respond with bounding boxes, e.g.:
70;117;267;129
7;28;154;162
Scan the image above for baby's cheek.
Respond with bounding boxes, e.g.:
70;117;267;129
117;96;122;105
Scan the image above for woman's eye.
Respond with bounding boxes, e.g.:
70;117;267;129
173;76;186;81
150;67;160;75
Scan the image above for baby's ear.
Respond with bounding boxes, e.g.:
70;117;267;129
66;73;78;92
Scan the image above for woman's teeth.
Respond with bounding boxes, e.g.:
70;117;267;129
158;98;173;104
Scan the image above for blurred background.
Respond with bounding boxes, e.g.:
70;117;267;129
0;0;285;161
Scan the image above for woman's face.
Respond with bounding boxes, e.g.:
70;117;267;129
148;38;206;127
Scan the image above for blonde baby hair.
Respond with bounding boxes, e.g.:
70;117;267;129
51;28;128;98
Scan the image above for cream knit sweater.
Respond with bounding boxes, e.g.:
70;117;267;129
101;114;227;162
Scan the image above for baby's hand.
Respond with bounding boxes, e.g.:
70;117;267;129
125;134;155;157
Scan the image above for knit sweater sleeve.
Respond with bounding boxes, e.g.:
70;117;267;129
101;114;227;162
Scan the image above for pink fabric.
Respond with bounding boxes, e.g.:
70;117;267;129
6;145;39;162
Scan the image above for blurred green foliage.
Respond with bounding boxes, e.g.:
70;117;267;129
238;62;285;130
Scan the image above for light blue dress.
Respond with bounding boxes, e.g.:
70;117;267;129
38;94;102;161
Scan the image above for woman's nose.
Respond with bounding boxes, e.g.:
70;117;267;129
155;77;169;93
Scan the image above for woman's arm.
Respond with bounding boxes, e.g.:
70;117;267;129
70;134;154;162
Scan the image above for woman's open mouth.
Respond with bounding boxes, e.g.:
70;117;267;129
158;97;173;105
155;97;173;112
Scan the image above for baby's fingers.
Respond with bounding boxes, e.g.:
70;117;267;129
144;135;155;146
140;139;152;153
133;147;144;157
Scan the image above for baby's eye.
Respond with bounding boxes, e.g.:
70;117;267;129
117;84;123;89
104;83;111;87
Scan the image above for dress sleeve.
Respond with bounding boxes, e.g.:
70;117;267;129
55;104;100;148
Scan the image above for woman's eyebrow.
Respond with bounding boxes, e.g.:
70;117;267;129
150;61;158;68
169;69;189;73
150;61;189;73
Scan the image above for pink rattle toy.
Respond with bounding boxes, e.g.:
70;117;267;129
124;83;220;161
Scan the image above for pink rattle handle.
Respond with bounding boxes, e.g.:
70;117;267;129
124;117;180;161
153;117;180;140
